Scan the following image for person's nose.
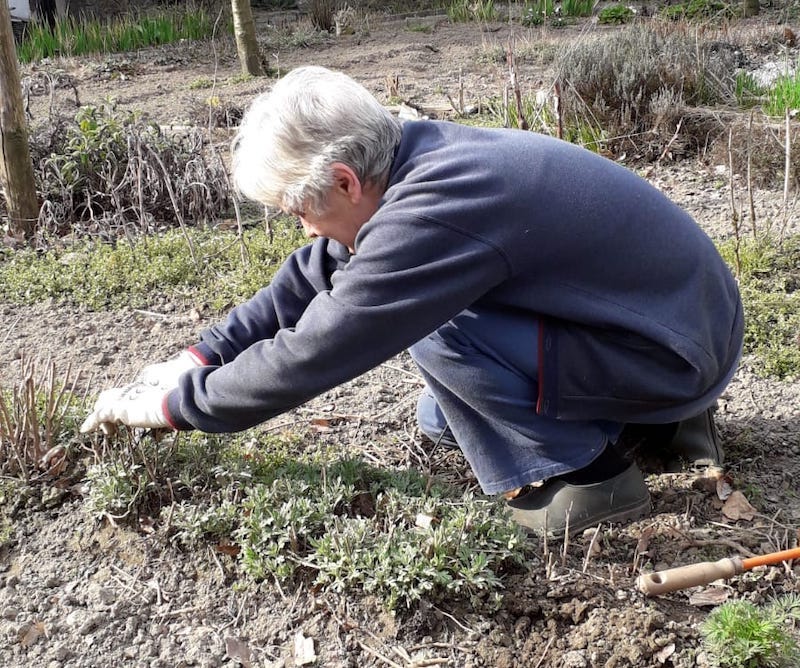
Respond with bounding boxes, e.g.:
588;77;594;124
299;218;317;238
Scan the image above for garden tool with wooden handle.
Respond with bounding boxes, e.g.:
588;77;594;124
637;546;800;596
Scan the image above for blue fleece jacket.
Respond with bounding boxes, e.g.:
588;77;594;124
166;121;743;432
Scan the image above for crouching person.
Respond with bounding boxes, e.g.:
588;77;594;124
82;66;744;536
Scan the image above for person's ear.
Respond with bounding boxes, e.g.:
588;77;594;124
330;162;363;203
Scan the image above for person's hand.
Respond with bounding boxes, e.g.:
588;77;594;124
134;350;203;391
80;384;169;434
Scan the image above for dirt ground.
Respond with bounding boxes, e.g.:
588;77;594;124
2;6;800;668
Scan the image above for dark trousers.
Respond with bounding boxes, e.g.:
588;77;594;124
409;306;622;495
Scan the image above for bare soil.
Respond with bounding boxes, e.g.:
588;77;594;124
2;7;800;668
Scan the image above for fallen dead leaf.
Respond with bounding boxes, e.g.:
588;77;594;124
689;587;731;607
224;636;253;668
721;491;757;521
39;445;67;475
216;541;241;557
715;474;735;501
692;466;726;494
311;417;334;432
138;516;156;534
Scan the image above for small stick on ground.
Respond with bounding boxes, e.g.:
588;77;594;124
582;523;602;573
534;635;555;668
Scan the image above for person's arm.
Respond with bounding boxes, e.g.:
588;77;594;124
80;238;351;434
191;238;351;365
165;215;511;432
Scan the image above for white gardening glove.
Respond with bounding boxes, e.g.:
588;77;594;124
80;384;170;434
134;350;203;391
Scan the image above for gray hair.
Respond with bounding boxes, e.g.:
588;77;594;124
231;66;403;214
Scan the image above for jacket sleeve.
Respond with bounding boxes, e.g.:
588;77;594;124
191;238;352;365
165;214;511;432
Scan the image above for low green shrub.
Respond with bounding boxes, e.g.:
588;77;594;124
0;222;306;311
598;3;634;24
163;446;528;611
718;235;800;379
701;595;800;667
235;462;526;610
661;0;736;21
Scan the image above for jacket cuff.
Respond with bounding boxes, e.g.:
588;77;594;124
189;342;220;367
163;389;194;431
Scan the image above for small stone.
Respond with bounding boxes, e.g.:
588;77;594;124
54;643;75;661
562;650;588;668
78;613;105;635
65;609;84;629
1;607;18;620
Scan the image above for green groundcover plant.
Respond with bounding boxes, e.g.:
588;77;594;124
701;595;800;667
86;430;529;612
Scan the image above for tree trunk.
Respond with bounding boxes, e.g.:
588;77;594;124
742;0;759;17
231;0;263;77
0;1;39;240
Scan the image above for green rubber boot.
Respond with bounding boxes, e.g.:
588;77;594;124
617;407;723;473
507;463;651;536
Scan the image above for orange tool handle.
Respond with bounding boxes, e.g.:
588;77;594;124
636;557;743;596
637;546;800;597
742;546;800;570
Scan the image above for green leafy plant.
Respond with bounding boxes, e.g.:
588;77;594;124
764;72;800;118
163;448;527;612
170;495;242;547
86;460;149;519
735;71;766;109
717;235;800;379
598;3;634;24
521;0;556;25
235;463;526;610
660;0;736;21
188;77;214;90
701;595;800;667
85;427;192;520
447;0;497;22
16;4;216;63
562;0;595;18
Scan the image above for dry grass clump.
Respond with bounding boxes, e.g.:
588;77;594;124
308;0;337;31
0;359;82;483
557;22;742;157
23;102;233;246
707;116;800;190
